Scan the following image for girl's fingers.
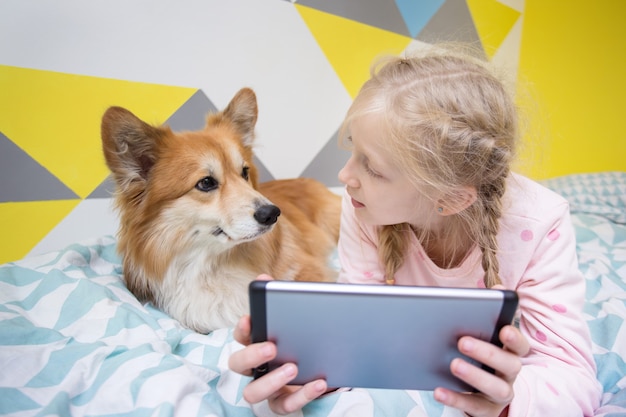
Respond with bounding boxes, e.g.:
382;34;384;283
228;341;276;377
449;357;514;403
270;379;328;415
232;315;251;345
434;388;503;417
500;325;530;357
458;336;522;383
242;363;298;404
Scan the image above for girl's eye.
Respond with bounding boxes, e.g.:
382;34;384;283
364;161;382;179
363;158;383;178
242;166;250;181
196;176;219;192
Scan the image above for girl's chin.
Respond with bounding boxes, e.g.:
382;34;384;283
354;209;375;225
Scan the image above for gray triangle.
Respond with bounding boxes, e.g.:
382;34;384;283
86;175;116;199
298;0;411;37
0;132;79;202
255;156;275;183
416;0;485;57
165;89;218;132
299;129;350;188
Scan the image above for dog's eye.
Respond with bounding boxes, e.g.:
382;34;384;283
196;176;218;192
242;166;250;181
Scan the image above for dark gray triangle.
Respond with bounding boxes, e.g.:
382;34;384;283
298;0;411;37
86;175;116;199
165;89;218;132
0;132;79;202
299;129;350;188
416;0;485;57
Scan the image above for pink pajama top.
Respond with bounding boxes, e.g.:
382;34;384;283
337;173;602;416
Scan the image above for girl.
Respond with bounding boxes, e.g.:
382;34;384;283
229;48;601;417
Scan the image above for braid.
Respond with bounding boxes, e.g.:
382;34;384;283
477;170;508;288
378;225;408;284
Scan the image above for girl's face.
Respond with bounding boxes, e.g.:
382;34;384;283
338;113;439;229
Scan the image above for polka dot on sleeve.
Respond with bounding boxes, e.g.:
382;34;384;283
520;229;534;241
547;229;560;241
363;271;373;279
552;304;567;313
535;330;548;342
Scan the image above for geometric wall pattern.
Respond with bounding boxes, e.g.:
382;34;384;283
0;0;527;263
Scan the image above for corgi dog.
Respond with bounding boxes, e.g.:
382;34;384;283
101;88;341;333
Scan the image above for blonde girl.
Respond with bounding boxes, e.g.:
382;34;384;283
229;48;601;417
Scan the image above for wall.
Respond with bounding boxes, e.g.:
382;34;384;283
0;0;623;264
516;0;626;179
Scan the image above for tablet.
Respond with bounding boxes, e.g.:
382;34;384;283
249;280;518;392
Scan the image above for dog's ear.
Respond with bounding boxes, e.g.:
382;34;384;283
216;88;258;147
101;106;168;189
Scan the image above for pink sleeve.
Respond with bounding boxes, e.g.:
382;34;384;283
337;191;385;285
508;204;601;416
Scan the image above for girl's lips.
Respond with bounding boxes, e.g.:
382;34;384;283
351;197;365;208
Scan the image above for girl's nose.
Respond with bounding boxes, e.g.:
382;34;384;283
338;157;358;187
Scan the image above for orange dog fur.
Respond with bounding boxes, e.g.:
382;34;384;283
101;88;341;333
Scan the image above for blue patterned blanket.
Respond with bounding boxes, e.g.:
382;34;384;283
1;172;625;417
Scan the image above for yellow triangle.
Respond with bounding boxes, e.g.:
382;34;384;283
296;5;413;98
467;0;521;59
0;200;80;264
0;66;196;198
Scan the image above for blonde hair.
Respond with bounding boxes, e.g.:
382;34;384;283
344;48;518;287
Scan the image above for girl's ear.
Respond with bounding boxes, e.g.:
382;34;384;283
436;186;477;216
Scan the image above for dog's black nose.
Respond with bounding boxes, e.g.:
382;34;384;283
254;204;281;226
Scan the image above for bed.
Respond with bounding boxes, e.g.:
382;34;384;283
1;172;625;417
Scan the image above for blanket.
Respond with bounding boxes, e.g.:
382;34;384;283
1;172;625;417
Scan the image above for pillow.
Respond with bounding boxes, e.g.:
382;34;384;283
540;171;626;224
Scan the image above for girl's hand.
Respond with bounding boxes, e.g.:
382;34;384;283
228;275;328;414
433;323;529;417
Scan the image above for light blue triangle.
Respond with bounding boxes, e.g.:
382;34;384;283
594;352;626;393
589;314;623;351
0;316;65;345
0;265;45;286
54;279;109;331
26;341;102;388
395;0;445;38
0;388;41;414
102;303;150;338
